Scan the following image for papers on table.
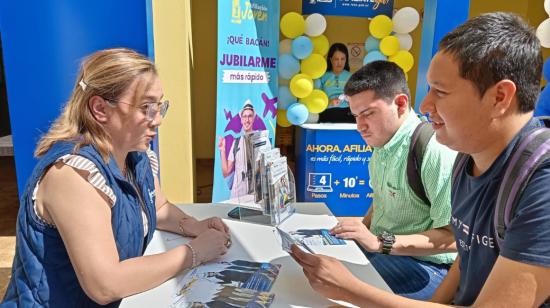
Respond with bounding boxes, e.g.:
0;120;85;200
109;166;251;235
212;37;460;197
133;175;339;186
172;259;281;308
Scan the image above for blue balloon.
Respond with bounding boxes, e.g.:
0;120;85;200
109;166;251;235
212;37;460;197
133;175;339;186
291;36;313;60
278;86;297;110
364;36;380;52
314;78;322;89
286;103;309;125
534;86;550;117
363;50;387;65
543;58;550;82
278;53;300;79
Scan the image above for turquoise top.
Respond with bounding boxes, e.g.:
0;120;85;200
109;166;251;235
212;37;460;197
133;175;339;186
320;70;352;108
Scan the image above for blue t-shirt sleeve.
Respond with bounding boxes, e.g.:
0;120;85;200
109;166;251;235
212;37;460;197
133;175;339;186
500;162;550;267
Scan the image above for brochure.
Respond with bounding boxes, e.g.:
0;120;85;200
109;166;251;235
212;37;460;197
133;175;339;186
276;227;314;254
289;229;346;246
172;259;281;308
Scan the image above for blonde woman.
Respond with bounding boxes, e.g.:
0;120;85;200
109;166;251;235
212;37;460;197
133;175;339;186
3;48;231;307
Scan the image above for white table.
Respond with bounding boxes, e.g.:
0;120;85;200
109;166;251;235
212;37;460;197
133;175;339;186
121;203;391;307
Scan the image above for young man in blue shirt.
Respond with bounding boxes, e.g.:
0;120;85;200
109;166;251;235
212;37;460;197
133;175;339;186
291;12;550;307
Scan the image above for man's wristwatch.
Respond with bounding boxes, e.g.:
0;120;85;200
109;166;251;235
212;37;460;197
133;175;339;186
377;231;395;255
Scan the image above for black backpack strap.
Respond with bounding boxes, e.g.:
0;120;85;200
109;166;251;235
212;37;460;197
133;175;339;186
494;127;550;247
407;122;435;205
537;116;550;128
451;153;470;187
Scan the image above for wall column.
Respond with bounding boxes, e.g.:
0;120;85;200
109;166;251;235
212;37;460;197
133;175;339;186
152;0;195;202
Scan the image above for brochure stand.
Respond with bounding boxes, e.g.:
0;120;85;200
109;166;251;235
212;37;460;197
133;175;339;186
228;167;296;226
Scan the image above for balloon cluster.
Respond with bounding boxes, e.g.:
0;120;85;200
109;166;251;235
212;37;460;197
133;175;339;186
536;0;550;48
278;12;330;127
363;7;420;78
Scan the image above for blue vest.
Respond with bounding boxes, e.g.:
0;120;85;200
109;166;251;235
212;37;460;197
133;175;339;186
2;142;157;307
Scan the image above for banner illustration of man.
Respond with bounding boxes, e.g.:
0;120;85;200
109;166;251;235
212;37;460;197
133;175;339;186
218;100;256;198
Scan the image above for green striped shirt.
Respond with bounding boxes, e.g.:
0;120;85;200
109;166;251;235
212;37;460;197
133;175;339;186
369;113;457;264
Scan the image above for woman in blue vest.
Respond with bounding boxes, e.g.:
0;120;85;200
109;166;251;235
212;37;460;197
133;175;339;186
2;48;232;307
318;43;355;123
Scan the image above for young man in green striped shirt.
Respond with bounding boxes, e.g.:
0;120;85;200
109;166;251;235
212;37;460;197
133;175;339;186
330;61;457;299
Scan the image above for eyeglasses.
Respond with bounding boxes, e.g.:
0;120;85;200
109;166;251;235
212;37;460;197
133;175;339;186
105;98;169;122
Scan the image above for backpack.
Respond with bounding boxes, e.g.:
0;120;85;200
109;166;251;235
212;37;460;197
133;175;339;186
406;121;435;206
451;117;550;248
225;136;241;190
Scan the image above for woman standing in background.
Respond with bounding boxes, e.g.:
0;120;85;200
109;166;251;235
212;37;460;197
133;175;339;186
319;43;355;123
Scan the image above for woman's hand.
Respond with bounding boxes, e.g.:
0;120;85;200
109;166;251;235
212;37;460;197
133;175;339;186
189;229;230;264
205;217;230;235
179;216;230;237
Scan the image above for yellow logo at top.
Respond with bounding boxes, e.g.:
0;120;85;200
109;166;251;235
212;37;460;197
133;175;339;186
372;0;391;10
231;0;268;24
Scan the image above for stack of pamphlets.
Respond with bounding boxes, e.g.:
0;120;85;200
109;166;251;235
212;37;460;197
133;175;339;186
266;156;293;223
230;129;295;225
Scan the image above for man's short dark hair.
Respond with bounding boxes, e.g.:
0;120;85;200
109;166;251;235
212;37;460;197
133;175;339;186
344;60;410;103
439;12;542;113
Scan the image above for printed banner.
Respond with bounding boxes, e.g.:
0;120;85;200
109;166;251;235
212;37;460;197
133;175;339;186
295;125;373;216
213;0;279;202
302;0;394;18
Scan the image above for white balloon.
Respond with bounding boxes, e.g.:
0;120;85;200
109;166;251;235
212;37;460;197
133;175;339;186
392;7;420;34
545;0;550;16
305;13;327;37
537;18;550;48
395;33;413;51
279;39;292;54
306;112;320;123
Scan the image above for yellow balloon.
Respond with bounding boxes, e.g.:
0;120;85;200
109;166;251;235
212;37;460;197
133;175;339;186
300;54;327;79
280;12;305;39
379;36;400;56
277;110;292;127
310;34;329;56
389;50;415;72
290;73;314;98
369;15;393;39
300;89;329;113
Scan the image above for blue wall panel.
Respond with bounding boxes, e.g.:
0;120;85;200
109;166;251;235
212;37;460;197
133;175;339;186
0;1;149;197
414;0;470;112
